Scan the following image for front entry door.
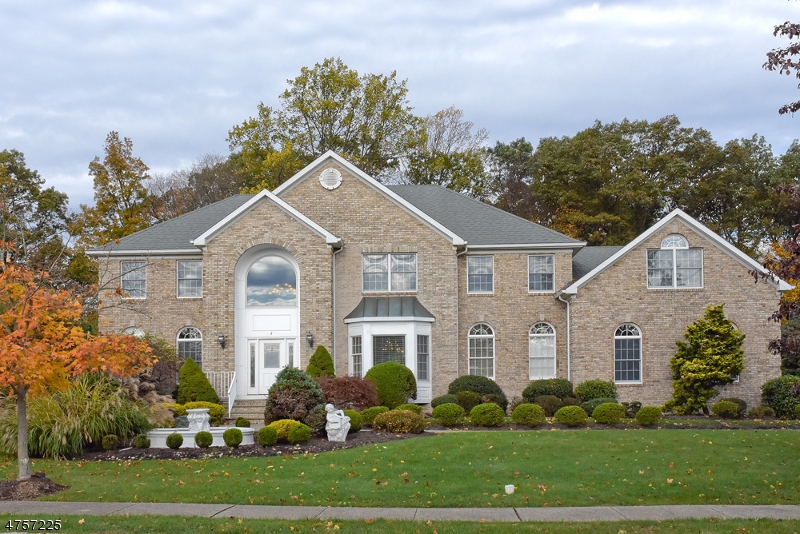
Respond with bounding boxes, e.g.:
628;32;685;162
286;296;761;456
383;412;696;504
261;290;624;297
248;338;296;395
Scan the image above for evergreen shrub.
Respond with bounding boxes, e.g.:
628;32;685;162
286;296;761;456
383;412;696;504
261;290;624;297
711;400;740;419
315;376;379;411
360;406;389;426
223;428;243;448
304;404;327;435
176;358;220;404
306;345;335;378
183;401;226;420
534;395;563;416
133;434;150;449
635;406;663;426
264;367;325;424
174;416;189;428
748;404;775;418
194;431;213;448
761;375;800;418
447;375;508;412
580;397;618;415
554;405;587;427
574;380;617;401
364;362;417;409
344;409;362;432
396;403;422;414
511;403;546;427
287;423;312;444
592;403;626;424
166;433;183;449
455;390;482;413
717;397;747;418
102;435;119;450
234;417;251;427
267;419;301;441
432;403;465;426
372;410;426;433
162;402;187;417
523;379;574;402
431;394;458;408
469;403;505;427
258;426;278;447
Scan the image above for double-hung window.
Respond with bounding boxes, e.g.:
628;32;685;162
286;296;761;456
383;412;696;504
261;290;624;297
528;255;554;292
647;234;702;288
529;322;556;379
614;324;641;383
121;261;146;299
362;253;416;292
468;324;495;379
350;336;362;378
467;256;493;293
177;260;202;298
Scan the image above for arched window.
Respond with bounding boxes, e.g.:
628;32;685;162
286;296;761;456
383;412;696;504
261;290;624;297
177;326;203;368
529;322;556;379
468;323;494;379
661;234;688;249
246;255;297;307
648;233;702;288
614;324;641;383
122;326;145;338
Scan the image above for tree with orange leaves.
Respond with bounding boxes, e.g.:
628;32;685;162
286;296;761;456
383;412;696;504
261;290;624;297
0;262;153;480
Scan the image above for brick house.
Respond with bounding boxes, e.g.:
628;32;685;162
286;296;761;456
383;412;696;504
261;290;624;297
88;151;789;414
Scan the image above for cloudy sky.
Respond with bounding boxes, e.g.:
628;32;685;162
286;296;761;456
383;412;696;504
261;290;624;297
2;0;798;210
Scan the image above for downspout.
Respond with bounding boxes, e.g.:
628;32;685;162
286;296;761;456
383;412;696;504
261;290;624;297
455;244;469;378
331;242;344;373
556;292;574;382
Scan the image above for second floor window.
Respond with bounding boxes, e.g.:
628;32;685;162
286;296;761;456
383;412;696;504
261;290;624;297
467;256;494;293
362;253;417;292
177;260;202;298
121;261;146;299
647;234;703;288
529;255;554;292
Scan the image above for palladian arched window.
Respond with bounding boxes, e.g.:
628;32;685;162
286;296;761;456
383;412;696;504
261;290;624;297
468;323;495;379
246;255;297;307
529;322;556;379
177;326;203;368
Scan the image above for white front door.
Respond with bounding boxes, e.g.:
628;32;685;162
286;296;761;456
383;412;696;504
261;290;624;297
247;338;297;395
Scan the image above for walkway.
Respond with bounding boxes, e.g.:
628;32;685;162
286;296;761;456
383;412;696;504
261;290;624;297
0;502;798;522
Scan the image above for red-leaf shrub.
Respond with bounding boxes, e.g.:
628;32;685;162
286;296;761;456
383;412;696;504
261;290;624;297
315;376;379;411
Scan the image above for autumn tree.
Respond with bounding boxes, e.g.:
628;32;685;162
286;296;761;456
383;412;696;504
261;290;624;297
486;137;540;220
764;19;800;114
0;261;152;479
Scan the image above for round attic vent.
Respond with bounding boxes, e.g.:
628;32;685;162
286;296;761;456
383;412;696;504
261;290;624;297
319;168;342;190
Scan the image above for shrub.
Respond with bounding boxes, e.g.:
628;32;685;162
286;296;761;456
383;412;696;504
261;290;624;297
264;367;325;425
267;419;302;441
223;428;243;448
183;401;226;421
635;406;663;426
162;402;187;417
432;403;465;426
523;379;574;402
431;394;458;408
364;362;417;409
176;358;220;405
174;415;189;428
194;431;213;448
396;403;422;414
482;394;507;412
511;403;546;427
748;404;776;418
447;376;508;412
796;404;800;420
508;396;525;413
621;401;643;418
592;403;626;425
580;397;619;415
373;410;426;434
344;409;362;432
306;345;335;378
554;405;587;427
257;426;278;447
133;434;150;449
534;395;563;417
575;380;617;402
360;406;389;426
455;390;482;413
166;432;183;449
304;404;327;436
469;403;505;427
287;423;312;444
315;376;379;411
234;417;251;427
102;435;119;450
711;400;740;419
761;375;800;418
717;397;747;418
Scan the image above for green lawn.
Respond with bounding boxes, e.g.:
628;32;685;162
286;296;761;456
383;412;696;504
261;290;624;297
2;429;797;508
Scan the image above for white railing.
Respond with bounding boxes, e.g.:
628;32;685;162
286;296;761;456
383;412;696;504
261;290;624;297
227;372;237;419
206;371;235;402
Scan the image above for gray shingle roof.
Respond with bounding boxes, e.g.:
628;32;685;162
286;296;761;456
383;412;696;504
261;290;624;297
572;246;623;280
344;296;435;321
87;194;254;254
388;185;582;247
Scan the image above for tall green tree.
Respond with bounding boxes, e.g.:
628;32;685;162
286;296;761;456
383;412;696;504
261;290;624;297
486;137;540;220
764;19;800;115
665;305;745;415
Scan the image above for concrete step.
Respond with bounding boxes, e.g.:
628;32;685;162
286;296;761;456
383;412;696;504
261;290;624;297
230;398;266;424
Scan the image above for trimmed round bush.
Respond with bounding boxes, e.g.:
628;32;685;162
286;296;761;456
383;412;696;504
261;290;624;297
455;390;482;413
432;403;465;426
223;428;243;448
748;404;776;418
554;405;587;427
795;404;800;420
183;401;226;421
373;410;426;433
396;403;422;414
102;435;119;451
482;394;507;411
166;432;184;449
580;397;618;415
711;400;740;419
194;431;213;448
511;403;546;427
264;367;326;425
431;394;458;408
469;403;506;427
133;434;150;449
761;375;800;418
447;375;508;412
234;417;251;427
257;426;278;447
575;379;617;402
591;403;626;424
534;395;563;417
287;423;312;444
177;358;220;405
267;419;301;441
717;397;747;418
562;397;580;407
315;376;379;411
306;345;335;378
523;379;574;403
360;406;389;426
364;362;417;409
635;406;663;426
344;409;362;432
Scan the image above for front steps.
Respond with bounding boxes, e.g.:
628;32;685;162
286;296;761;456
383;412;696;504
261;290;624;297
229;398;266;424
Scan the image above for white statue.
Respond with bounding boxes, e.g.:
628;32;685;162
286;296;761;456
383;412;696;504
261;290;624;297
325;403;351;442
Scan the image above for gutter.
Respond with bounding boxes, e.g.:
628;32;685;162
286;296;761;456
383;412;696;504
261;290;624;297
556;291;574;382
455;244;469;379
331;242;344;372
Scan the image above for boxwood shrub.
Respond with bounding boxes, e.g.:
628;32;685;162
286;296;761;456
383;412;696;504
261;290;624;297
183;401;226;421
748;404;775;418
365;362;417;409
591;403;626;424
234;417;251;427
194;431;213;448
432;403;465;426
469;403;505;427
133;434;150;449
102;435;119;451
580;397;618;415
267;419;301;441
534;395;563;416
372;410;426;433
511;403;545;427
635;406;663;426
711;400;740;419
223;428;243;448
344;409;362;432
396;403;423;414
360;406;389;427
257;426;278;447
455;390;482;413
287;423;312;444
761;375;800;418
523;379;574;402
166;432;183;449
447;375;508;412
574;379;617;402
554;405;587;427
431;394;458;408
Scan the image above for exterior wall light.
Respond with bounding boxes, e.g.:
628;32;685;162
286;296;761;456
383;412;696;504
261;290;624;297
306;332;314;347
218;334;226;349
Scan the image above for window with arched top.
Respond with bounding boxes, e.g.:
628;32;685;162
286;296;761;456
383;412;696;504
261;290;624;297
661;234;688;249
122;326;145;338
614;324;641;383
648;234;702;288
529;322;556;379
468;323;495;379
246;255;297;307
177;326;203;368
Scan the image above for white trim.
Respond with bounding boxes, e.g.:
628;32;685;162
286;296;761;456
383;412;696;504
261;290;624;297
467;255;494;295
563;209;792;295
467;242;585;251
344;315;435;324
176;259;203;299
86;248;200;257
192;188;342;248
273;151;467;247
528;253;556;294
